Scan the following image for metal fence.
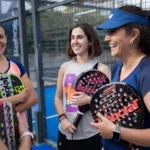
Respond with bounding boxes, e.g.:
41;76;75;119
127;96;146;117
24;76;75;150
0;0;150;148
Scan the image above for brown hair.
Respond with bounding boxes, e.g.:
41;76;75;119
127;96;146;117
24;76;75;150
118;5;150;55
66;22;102;59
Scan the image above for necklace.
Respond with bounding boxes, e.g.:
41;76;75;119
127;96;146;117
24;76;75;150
122;59;138;73
123;66;130;73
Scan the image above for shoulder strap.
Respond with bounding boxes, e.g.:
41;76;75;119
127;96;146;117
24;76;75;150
93;62;99;70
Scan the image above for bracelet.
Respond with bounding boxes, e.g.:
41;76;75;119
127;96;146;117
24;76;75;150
58;114;67;120
20;131;34;143
60;117;67;123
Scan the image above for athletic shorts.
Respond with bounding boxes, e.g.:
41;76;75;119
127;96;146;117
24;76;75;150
57;130;102;150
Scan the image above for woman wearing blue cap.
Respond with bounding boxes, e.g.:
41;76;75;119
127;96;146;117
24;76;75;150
91;5;150;150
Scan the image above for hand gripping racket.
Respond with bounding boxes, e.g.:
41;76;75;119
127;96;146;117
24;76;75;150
90;82;144;149
0;101;20;150
73;69;110;128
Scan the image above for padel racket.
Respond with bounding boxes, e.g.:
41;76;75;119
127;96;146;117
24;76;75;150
73;69;110;127
0;74;25;149
0;101;20;150
90;82;144;148
0;74;24;99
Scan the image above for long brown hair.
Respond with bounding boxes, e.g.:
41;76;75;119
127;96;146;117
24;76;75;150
66;22;102;59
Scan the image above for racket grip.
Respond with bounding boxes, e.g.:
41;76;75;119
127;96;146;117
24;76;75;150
73;111;84;128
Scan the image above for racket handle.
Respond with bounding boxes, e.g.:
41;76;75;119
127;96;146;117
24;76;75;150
73;111;84;128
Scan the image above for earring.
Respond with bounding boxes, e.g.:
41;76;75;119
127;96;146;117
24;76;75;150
130;41;133;44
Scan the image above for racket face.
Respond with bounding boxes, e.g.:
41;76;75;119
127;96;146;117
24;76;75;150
0;101;20;150
75;70;110;112
91;82;144;129
0;74;24;98
11;74;24;95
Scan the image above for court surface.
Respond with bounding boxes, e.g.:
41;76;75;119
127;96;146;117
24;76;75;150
32;144;56;150
32;85;58;150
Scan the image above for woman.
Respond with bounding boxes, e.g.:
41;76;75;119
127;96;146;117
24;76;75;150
54;22;111;150
0;24;37;112
91;5;150;150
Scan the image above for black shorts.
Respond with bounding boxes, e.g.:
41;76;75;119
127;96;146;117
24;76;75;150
57;130;102;150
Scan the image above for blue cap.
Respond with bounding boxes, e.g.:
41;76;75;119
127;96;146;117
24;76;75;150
97;9;149;30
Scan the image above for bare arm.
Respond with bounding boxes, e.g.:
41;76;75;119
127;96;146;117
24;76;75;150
0;141;8;150
0;132;32;150
54;63;67;116
0;92;26;105
18;112;33;150
54;62;76;133
18;136;32;150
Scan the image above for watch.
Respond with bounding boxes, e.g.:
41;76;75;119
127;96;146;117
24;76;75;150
112;124;121;141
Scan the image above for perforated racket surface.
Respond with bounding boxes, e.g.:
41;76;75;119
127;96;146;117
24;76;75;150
0;101;20;150
91;82;144;148
0;74;24;98
75;69;110;113
73;70;110;127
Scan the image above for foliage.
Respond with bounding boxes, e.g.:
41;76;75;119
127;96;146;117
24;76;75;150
26;5;109;53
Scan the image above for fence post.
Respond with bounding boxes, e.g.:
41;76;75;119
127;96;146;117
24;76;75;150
31;0;47;143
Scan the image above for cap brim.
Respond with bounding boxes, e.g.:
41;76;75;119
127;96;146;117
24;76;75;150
97;20;129;30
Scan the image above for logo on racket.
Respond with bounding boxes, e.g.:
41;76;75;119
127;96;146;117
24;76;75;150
91;82;144;148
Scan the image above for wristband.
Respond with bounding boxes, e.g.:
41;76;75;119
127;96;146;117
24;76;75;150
20;131;34;143
58;114;67;120
60;117;67;123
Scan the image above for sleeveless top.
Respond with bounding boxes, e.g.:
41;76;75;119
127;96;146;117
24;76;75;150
59;57;100;140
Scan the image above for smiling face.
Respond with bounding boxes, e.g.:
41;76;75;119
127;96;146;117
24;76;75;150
104;27;132;58
0;27;7;55
71;27;90;57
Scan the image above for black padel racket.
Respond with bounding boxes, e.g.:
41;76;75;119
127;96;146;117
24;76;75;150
73;69;110;127
0;101;20;150
90;82;144;148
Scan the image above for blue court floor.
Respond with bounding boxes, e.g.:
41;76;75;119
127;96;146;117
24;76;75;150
32;85;58;149
32;143;56;150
